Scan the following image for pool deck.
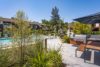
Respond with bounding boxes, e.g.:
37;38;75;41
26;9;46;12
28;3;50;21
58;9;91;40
47;38;100;67
61;43;100;67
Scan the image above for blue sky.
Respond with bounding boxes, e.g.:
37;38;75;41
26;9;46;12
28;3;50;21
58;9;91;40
0;0;100;22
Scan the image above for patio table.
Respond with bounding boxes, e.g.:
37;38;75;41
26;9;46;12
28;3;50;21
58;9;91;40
84;37;100;63
73;12;100;64
87;38;100;42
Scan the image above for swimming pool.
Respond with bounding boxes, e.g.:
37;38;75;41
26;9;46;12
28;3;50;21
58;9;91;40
0;35;44;46
0;38;12;46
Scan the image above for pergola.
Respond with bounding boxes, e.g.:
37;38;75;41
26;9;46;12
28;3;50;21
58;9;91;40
73;12;100;64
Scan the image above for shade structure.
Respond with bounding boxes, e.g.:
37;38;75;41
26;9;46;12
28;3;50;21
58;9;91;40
74;12;100;24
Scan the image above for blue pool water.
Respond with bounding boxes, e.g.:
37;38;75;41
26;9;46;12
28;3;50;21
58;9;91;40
0;38;12;46
0;35;44;46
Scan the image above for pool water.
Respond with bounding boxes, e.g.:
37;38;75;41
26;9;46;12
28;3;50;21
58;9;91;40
0;35;44;46
0;38;12;46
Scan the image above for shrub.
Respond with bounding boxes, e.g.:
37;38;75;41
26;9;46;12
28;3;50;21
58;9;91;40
0;49;9;67
23;40;63;67
91;31;100;35
62;35;70;43
23;50;62;67
47;50;62;67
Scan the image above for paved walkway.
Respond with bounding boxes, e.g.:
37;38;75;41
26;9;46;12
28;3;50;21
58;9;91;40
61;43;100;67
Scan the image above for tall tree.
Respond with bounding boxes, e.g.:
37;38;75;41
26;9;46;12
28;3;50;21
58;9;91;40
51;6;60;25
42;19;49;25
11;10;32;67
50;6;60;34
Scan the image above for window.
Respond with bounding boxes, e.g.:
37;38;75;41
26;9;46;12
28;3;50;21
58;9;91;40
95;23;99;28
0;21;3;24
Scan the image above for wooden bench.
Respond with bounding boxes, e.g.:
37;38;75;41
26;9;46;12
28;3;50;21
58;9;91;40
70;39;84;46
75;41;100;63
76;41;100;55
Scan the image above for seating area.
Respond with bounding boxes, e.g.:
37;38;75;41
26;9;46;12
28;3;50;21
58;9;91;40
70;35;100;64
61;43;100;67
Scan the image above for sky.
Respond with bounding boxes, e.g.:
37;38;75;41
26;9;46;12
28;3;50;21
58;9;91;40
0;0;100;22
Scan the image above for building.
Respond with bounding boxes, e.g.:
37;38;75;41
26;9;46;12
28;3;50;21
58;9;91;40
0;18;15;37
30;21;42;30
0;17;42;37
74;12;100;31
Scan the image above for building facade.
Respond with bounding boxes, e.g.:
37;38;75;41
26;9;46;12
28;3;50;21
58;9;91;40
0;18;42;37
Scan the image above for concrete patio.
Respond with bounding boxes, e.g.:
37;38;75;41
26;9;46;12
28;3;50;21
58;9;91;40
61;43;100;67
46;38;100;67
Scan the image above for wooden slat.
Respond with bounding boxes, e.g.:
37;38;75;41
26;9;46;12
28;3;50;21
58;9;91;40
77;44;85;51
70;39;77;45
77;41;100;51
70;39;83;45
86;41;100;50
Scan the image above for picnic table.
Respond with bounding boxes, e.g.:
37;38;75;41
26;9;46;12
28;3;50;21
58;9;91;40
84;37;100;63
75;35;100;63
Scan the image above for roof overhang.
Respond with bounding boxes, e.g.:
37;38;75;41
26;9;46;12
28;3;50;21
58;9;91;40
74;12;100;24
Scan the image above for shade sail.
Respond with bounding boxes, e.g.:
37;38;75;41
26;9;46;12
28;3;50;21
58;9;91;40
74;12;100;24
